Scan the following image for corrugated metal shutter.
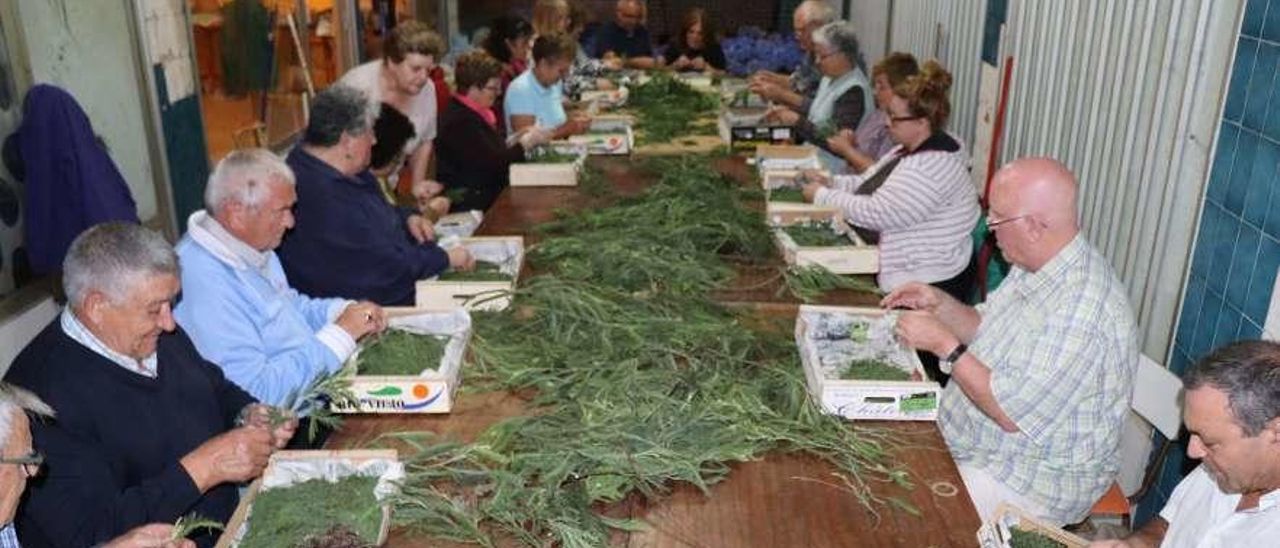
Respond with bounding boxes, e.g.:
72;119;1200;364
858;0;1240;359
885;0;988;149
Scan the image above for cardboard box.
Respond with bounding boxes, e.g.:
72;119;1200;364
761;169;841;226
334;308;472;414
433;210;484;239
774;222;878;274
510;144;587;187
217;449;402;547
755;144;822;174
416;236;524;311
718;107;794;150
567;115;635;155
976;503;1089;548
578;86;629;108
795;305;941;421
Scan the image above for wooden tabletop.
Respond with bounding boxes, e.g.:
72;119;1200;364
326;153;981;547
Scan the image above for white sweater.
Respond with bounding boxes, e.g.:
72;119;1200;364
814;139;981;291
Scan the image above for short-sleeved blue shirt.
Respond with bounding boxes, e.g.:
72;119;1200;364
504;69;567;134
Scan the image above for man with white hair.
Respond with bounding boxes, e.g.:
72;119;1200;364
0;383;194;548
174;149;386;442
5;222;295;548
884;158;1139;525
750;0;837;109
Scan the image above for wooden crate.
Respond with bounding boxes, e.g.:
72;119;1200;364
762;169;841;225
510;144;586;187
433;210;484;239
333;308;472;414
976;503;1089;548
217;449;400;547
774;224;878;274
795;305;941;421
567;115;635;155
415;236;524;311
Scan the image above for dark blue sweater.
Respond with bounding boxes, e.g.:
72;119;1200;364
5;320;255;548
278;147;450;306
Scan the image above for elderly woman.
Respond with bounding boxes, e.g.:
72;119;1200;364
749;0;837;110
338;21;447;209
827;52;920;173
436;51;552;212
765;21;874;171
505;34;592;138
663;8;726;73
278;85;473;306
802;60;979;298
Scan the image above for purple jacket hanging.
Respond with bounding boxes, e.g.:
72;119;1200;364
17;84;139;274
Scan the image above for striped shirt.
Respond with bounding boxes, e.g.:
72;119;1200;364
60;308;158;377
814;134;980;290
939;234;1139;524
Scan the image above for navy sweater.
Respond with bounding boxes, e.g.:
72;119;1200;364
5;321;255;548
278;147;450;306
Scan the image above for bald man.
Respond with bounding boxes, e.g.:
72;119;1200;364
883;158;1138;525
593;0;656;69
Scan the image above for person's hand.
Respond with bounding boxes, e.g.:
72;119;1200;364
595;78;618;91
894;311;960;356
565;115;593;136
407;214;436;243
416;179;445;197
447;246;475;271
880;282;944;312
517;127;554;149
670;55;692;71
690;57;707;71
238;403;300;449
425;196;451;219
179;426;274;491
335;301;386;340
102;524;195;548
749;79;784;102
802;181;825;202
827;128;858;157
763;105;800;125
602;56;624;71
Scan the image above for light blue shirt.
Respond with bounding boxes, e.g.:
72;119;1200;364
174;211;355;408
504;69;567;135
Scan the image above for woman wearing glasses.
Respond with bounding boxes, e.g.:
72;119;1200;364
435;51;552;212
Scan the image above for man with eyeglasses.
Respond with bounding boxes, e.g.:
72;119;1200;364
882;157;1139;526
0;383;193;548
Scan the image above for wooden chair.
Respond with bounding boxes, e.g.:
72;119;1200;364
1090;354;1184;528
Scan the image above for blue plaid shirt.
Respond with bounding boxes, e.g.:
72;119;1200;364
938;235;1139;523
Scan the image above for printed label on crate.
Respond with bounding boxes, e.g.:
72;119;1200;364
826;388;939;419
335;380;451;413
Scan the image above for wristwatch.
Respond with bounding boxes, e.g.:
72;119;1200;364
940;343;968;373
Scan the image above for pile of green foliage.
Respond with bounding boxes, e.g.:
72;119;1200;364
239;476;383;548
367;152;913;546
627;73;720;144
783;222;852;247
768;187;807;203
357;330;448;376
438;261;512;282
840;358;912;381
1009;527;1069;548
527;148;580;164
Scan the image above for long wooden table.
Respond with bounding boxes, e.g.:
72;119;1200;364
325;155;981;547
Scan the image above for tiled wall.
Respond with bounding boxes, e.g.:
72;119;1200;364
1140;0;1280;523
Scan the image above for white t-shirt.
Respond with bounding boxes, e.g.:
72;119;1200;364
338;60;437;154
1159;464;1280;547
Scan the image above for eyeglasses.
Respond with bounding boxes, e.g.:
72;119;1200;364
0;451;43;478
987;214;1029;229
816;50;841;62
483;84;502;93
888;114;924;124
